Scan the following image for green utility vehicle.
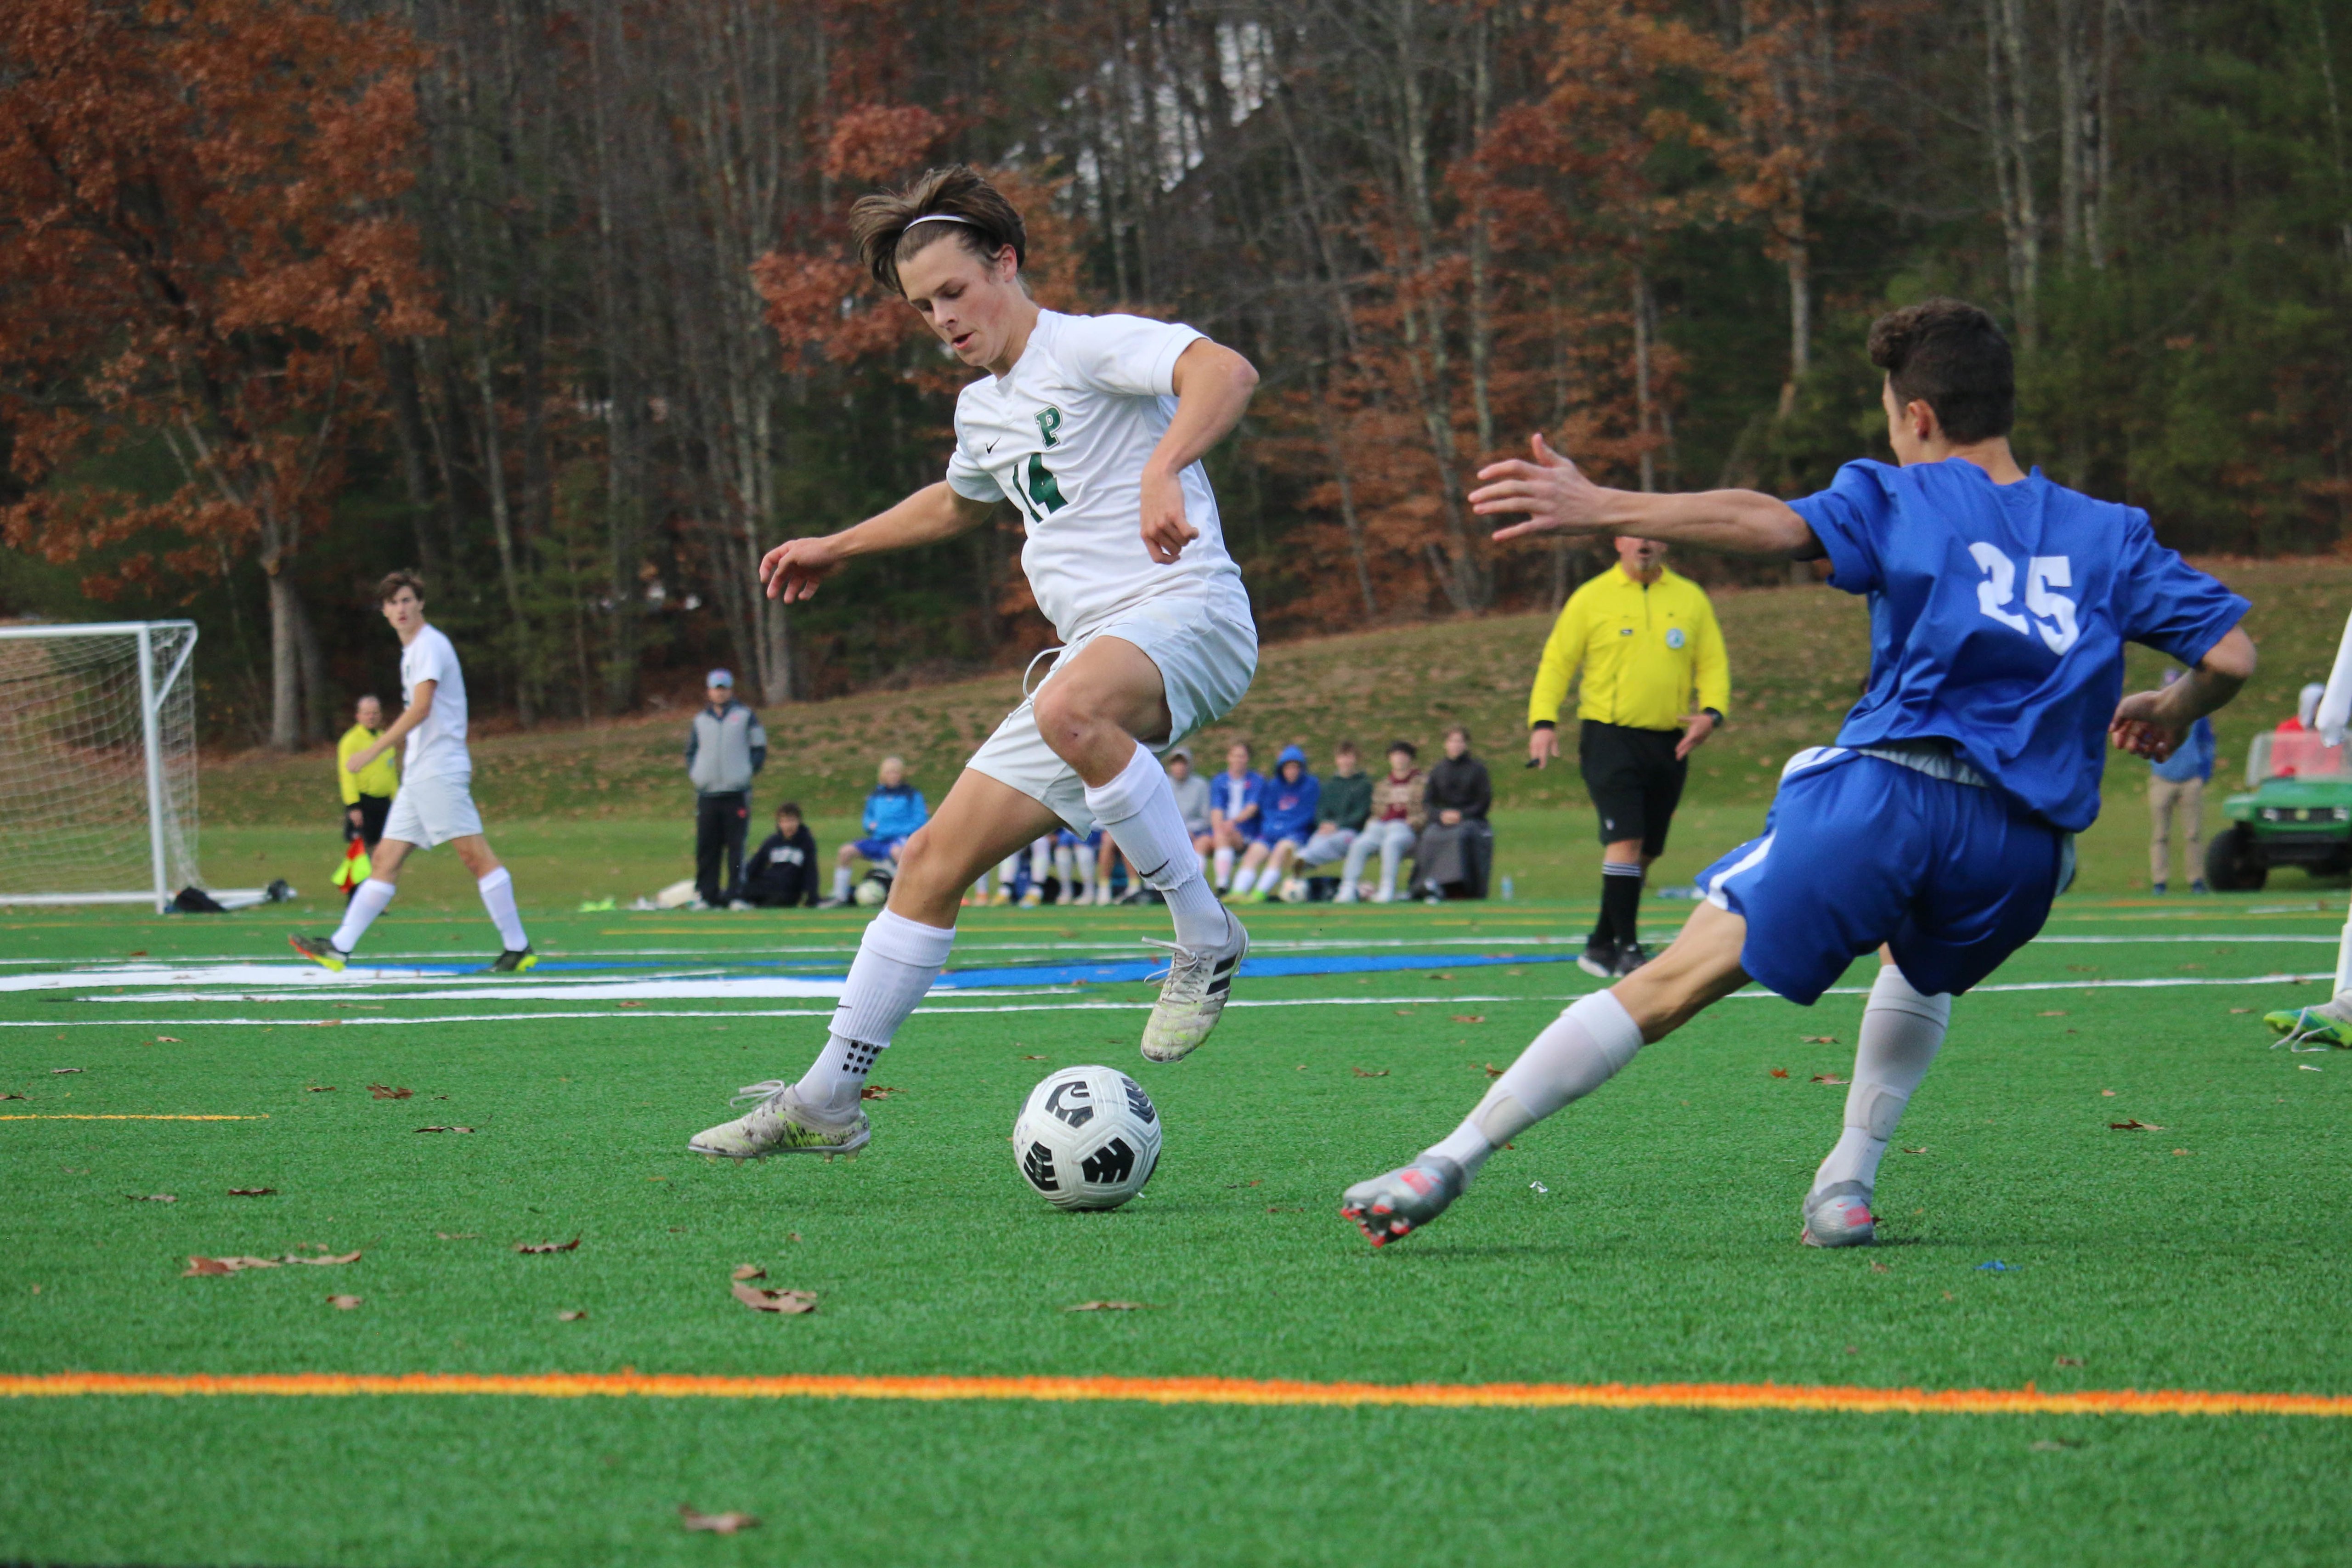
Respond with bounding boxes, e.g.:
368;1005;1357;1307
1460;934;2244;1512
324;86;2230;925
2209;728;2352;889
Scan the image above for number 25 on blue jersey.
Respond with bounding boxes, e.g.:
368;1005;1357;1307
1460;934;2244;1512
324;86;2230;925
1969;544;2079;654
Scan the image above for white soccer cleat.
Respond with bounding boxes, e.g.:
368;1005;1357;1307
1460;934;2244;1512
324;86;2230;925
687;1080;870;1160
1340;1155;1467;1248
1800;1180;1877;1247
1138;911;1249;1063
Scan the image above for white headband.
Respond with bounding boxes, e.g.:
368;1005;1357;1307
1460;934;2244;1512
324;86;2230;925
902;213;977;232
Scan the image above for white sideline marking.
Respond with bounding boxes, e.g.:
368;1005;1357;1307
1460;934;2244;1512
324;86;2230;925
0;971;2329;1028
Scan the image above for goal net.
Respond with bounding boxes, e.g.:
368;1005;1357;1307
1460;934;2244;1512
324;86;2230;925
0;622;201;910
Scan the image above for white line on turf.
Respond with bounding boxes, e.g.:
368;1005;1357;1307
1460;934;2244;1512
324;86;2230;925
0;971;2330;1028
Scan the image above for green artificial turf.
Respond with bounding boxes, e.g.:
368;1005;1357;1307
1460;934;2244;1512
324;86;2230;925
4;900;2351;1564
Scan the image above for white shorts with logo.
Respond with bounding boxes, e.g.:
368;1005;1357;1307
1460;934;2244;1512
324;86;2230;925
382;772;485;849
969;596;1257;836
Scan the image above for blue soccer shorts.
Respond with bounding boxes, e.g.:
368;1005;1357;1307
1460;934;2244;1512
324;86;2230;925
1696;747;2068;1004
850;835;908;862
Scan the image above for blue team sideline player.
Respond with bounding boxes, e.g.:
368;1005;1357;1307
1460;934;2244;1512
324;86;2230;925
1343;299;2255;1250
823;755;930;908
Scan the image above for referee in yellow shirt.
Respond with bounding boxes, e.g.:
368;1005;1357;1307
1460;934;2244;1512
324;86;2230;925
336;695;400;852
1528;536;1729;977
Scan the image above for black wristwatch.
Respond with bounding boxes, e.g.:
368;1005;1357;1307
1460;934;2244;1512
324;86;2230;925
1531;719;1556;732
1700;708;1724;725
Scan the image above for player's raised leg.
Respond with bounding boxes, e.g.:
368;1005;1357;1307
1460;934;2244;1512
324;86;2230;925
1033;634;1248;1063
1344;900;1750;1245
690;770;1059;1158
1800;956;1948;1247
292;836;414;970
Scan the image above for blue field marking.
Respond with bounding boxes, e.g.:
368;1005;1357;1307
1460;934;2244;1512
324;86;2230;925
931;951;1577;990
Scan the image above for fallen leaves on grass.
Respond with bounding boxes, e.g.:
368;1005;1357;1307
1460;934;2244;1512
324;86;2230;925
2172;1148;2194;1157
1019;1054;1046;1061
185;1253;357;1276
558;1310;588;1322
2109;1118;2165;1131
1769;1069;1789;1078
414;1126;475;1134
2100;1089;2116;1097
226;1188;277;1197
153;1036;180;1044
1065;1300;1156;1312
1427;973;1454;981
1901;1146;1928;1155
1225;1179;1262;1189
859;1085;902;1100
731;1282;816;1314
51;1068;82;1076
307;1085;335;1093
1351;1068;1390;1078
2030;1438;2084;1452
2055;1356;2084;1366
678;1507;758;1535
369;1085;412;1100
129;1194;175;1203
2230;1008;2253;1015
1393;1008;1416;1017
615;1000;645;1008
327;1295;362;1310
731;1264;765;1281
1480;1063;1504;1077
1810;1074;1848;1085
1871;1262;1890;1274
1801;1036;1837;1045
1449;1014;1486;1024
436;1231;480;1240
514;1237;581;1254
289;1251;362;1266
0;1093;22;1101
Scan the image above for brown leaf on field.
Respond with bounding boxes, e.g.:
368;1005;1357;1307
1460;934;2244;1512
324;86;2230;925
2109;1118;2165;1131
129;1194;175;1203
859;1084;901;1100
414;1126;475;1134
731;1282;816;1314
2038;1010;2068;1018
51;1068;82;1075
226;1188;277;1197
1810;1074;1847;1085
307;1085;335;1093
153;1037;180;1044
287;1251;362;1266
327;1294;362;1310
1225;1179;1262;1188
731;1264;766;1281
678;1506;759;1535
0;1093;22;1101
1902;1146;1928;1155
615;1000;644;1008
2055;1356;2084;1366
786;1232;801;1243
557;1310;588;1322
183;1255;282;1275
1871;1262;1890;1274
2172;1148;2194;1157
514;1237;580;1254
2101;1089;2116;1097
1351;1068;1390;1077
1064;1300;1157;1312
2229;1008;2253;1014
436;1232;480;1240
1801;1036;1837;1045
1481;1063;1504;1077
369;1085;412;1100
1428;973;1454;981
127;951;147;957
1769;1069;1789;1079
1019;1054;1046;1061
1394;1008;1415;1016
1449;1014;1486;1024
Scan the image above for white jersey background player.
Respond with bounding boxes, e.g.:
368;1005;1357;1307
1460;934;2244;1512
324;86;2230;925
692;164;1261;1160
289;572;535;975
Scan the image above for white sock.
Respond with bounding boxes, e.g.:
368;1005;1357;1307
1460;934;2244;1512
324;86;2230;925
1031;839;1052;883
1812;964;1950;1195
1081;743;1229;948
1426;991;1645;1182
1212;845;1234;888
1230;865;1257;896
795;910;956;1117
331;877;396;954
1074;844;1095;896
476;867;527;951
831;866;853;901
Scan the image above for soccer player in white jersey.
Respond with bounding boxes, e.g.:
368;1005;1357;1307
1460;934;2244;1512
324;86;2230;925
690;165;1260;1159
289;572;536;974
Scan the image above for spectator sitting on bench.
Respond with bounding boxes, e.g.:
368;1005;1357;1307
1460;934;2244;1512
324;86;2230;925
823;755;927;908
742;802;820;908
1227;745;1320;903
1339;741;1426;903
1415;725;1493;901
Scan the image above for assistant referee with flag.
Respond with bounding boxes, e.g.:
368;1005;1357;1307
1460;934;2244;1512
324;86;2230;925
1528;534;1728;977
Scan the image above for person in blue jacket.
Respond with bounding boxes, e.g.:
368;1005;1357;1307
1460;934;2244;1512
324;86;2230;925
1207;740;1265;892
823;756;930;908
1227;745;1321;902
2148;669;2215;894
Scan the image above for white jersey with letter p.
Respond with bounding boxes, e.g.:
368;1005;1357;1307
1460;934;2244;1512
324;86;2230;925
944;309;1250;644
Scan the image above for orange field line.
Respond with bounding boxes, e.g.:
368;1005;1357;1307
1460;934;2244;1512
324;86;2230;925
2;1371;2347;1418
0;1114;266;1121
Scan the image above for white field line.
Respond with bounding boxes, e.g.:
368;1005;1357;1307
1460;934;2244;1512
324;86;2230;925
0;971;2330;1028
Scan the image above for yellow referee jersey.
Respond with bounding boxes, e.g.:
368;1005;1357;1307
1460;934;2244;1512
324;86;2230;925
1527;564;1730;732
336;724;399;805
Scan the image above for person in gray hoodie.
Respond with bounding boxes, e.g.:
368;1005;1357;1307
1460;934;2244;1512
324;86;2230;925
685;669;768;907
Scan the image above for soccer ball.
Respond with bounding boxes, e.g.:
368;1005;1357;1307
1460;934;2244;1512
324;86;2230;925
853;870;892;907
1012;1064;1162;1211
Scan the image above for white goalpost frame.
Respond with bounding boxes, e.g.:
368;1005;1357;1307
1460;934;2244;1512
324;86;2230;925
0;619;200;912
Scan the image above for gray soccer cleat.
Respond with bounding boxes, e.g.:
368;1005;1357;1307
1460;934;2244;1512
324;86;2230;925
1800;1180;1877;1247
1138;911;1249;1063
1340;1155;1467;1248
687;1080;870;1160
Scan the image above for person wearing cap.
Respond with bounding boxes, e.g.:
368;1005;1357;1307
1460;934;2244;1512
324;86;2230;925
1226;744;1321;902
685;669;768;909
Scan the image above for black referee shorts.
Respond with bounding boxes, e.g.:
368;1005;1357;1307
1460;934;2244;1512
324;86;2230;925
1578;720;1688;856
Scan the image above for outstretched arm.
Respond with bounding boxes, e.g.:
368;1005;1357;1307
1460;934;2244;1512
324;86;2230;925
1471;434;1819;559
1140;340;1259;564
759;482;996;602
2110;625;2256;760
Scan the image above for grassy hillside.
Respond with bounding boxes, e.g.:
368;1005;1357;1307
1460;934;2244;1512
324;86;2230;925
204;556;2349;827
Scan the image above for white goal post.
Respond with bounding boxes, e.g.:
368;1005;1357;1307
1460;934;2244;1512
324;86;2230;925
0;621;204;912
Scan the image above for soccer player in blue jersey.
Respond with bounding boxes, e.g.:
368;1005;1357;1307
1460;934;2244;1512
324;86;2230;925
1342;299;2256;1250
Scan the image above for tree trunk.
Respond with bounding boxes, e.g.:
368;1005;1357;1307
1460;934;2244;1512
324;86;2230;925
263;561;303;752
1986;0;2042;345
1634;270;1657;492
473;341;537;725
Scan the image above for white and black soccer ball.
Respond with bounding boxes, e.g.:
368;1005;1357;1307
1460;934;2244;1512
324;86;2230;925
1013;1064;1162;1211
853;869;892;907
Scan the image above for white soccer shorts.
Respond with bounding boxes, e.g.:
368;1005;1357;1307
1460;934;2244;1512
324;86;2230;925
968;596;1257;835
381;773;486;849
